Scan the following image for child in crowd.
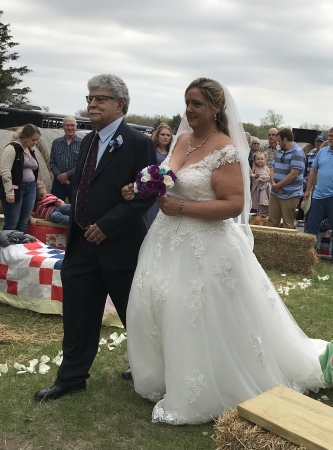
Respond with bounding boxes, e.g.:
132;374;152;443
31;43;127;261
250;152;271;217
31;181;71;225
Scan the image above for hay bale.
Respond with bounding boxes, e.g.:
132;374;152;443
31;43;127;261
252;226;318;275
215;409;306;450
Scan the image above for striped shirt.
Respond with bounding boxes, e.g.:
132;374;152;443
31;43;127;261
33;193;58;220
49;135;82;180
304;148;319;181
272;143;305;199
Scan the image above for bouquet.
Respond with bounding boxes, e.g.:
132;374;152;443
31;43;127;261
133;164;177;198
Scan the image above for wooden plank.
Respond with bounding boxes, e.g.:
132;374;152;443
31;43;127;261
250;224;297;233
237;385;333;450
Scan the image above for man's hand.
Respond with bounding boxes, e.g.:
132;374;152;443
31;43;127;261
303;190;311;201
271;183;283;195
84;224;107;245
6;194;15;204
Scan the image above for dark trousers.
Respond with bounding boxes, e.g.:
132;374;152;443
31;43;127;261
51;178;73;202
305;196;333;257
55;230;135;387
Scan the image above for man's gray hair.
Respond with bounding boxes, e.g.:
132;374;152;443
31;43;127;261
63;116;77;125
87;74;130;114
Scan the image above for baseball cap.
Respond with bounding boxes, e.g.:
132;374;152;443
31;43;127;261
315;134;326;142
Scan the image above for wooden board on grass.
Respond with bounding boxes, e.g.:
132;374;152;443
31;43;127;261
237;384;333;450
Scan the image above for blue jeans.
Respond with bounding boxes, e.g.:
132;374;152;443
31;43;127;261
51;178;73;202
305;196;333;257
1;181;37;233
49;203;71;224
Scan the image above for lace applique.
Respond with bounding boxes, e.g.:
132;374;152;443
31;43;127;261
202;146;240;170
153;272;171;312
185;371;208;404
152;405;179;424
186;278;205;327
268;297;278;310
146;325;163;348
134;261;149;303
227;234;241;249
251;334;267;369
147;391;165;403
290;371;325;394
214;255;238;295
261;277;270;293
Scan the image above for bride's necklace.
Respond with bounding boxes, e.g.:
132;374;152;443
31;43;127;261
187;130;217;155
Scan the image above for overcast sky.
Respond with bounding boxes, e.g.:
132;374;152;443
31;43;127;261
2;0;332;129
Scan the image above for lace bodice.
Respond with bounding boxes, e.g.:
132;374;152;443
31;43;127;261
164;145;240;202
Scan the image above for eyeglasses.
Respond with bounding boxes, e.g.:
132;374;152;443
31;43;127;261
86;95;116;104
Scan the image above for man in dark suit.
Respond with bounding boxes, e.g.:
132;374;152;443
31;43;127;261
34;74;157;400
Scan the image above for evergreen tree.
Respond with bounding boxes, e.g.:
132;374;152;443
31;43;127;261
0;11;32;107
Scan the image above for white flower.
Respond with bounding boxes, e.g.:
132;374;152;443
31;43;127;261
141;173;151;182
163;175;174;187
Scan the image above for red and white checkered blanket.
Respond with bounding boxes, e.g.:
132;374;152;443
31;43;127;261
0;241;122;327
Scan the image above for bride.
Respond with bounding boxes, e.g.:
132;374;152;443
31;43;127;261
125;77;328;425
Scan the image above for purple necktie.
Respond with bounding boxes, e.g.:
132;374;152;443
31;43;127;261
75;133;99;229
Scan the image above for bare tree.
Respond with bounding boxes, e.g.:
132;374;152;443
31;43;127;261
260;110;283;128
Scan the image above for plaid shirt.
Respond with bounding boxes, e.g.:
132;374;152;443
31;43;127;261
304;148;319;181
260;143;280;169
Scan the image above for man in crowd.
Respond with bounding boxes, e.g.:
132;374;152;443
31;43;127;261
261;127;280;169
268;128;305;229
50;116;82;202
35;74;157;401
304;133;326;183
304;128;333;256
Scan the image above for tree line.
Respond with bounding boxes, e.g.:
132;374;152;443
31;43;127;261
0;11;330;137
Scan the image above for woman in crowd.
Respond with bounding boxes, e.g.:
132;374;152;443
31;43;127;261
0;124;40;233
124;78;328;425
143;123;173;228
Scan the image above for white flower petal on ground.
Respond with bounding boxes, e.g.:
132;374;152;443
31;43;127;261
109;333;127;348
99;338;107;345
40;355;50;363
14;362;26;371
107;344;116;351
16;370;28;375
0;363;8;374
281;274;287;277
52;352;63;366
39;362;50;374
109;332;119;341
318;275;330;281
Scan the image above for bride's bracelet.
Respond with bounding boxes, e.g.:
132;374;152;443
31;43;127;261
180;200;185;215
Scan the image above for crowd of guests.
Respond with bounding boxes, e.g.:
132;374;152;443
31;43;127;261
0;118;331;254
246;128;331;244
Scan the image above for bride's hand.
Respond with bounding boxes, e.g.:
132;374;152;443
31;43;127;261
122;183;135;200
157;196;182;216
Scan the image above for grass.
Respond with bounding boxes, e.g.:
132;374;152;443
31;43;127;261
1;259;333;450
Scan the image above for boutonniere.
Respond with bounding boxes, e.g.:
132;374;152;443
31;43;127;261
109;135;123;152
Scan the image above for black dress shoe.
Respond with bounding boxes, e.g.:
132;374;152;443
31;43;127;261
121;367;132;380
34;380;86;401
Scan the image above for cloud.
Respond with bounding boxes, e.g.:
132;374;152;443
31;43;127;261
1;0;333;127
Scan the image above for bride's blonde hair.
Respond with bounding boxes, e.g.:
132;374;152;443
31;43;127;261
185;77;229;136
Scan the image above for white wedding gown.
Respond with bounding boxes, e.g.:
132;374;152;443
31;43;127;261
127;145;327;425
